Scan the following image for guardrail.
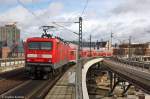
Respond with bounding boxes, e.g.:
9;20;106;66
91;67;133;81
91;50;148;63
110;57;150;72
0;58;25;67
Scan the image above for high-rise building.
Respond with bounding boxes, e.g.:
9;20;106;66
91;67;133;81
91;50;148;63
0;24;20;47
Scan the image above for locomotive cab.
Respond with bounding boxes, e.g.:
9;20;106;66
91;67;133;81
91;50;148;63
25;35;77;79
25;38;53;79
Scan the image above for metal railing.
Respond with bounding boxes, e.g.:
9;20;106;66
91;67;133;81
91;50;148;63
0;58;25;67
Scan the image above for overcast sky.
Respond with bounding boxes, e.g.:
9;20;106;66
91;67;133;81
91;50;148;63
0;0;149;43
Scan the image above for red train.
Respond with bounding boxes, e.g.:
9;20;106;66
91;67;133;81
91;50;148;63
25;37;76;79
24;35;112;79
80;50;112;57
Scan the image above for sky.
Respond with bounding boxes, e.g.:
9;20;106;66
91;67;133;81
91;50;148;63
0;0;150;43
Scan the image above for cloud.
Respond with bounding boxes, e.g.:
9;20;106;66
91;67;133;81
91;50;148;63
0;0;44;5
0;0;150;43
112;0;150;14
104;0;150;43
20;0;43;4
74;0;150;43
48;2;63;15
0;0;17;5
0;6;33;22
0;1;64;40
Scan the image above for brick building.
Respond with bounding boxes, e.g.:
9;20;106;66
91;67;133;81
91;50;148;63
113;42;150;57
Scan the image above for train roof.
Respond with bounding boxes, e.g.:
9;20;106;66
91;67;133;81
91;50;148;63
26;37;58;42
26;37;69;45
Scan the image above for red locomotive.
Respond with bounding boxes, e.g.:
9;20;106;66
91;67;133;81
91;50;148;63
25;36;76;79
24;26;112;79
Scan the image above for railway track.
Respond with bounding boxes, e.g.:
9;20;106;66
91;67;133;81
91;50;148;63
0;67;24;79
0;67;28;95
0;66;70;99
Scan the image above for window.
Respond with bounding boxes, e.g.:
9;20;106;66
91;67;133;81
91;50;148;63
40;42;52;50
28;42;52;50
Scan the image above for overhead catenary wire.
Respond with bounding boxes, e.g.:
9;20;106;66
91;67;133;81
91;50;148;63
17;0;78;28
52;22;79;35
17;0;55;25
49;21;75;23
81;0;90;17
17;0;82;25
17;0;67;35
17;0;38;17
63;0;90;22
17;0;85;41
63;0;90;23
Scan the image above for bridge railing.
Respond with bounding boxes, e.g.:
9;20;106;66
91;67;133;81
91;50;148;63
0;58;25;67
110;57;150;72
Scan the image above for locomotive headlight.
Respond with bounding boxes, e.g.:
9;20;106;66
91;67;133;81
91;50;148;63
42;54;52;58
27;54;37;58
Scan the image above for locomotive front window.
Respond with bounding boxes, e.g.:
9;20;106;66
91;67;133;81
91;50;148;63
28;42;39;50
28;42;52;50
40;42;52;50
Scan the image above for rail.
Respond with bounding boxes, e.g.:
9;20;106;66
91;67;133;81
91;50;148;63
110;57;150;72
103;59;150;93
0;61;70;99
